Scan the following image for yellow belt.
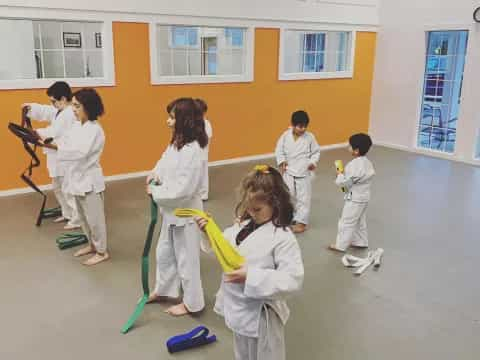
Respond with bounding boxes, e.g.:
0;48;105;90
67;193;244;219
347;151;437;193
174;208;245;273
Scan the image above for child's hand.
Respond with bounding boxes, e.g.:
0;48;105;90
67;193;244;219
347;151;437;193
21;103;31;111
195;216;209;232
308;163;316;171
224;265;247;283
279;162;287;174
146;174;161;185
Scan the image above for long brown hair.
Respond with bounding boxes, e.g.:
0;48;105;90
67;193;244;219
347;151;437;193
168;98;208;150
235;165;294;228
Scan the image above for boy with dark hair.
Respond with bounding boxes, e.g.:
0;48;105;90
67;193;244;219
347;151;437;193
22;81;80;230
329;133;375;252
275;110;321;233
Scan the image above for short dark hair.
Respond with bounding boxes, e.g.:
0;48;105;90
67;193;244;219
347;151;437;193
46;81;72;101
194;98;208;114
73;88;104;121
349;133;372;156
291;110;309;127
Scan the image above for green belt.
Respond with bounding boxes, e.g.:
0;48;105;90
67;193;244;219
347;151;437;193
56;232;88;250
121;197;158;334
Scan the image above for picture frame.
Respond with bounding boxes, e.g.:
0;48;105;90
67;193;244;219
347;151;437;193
63;32;82;48
95;32;102;48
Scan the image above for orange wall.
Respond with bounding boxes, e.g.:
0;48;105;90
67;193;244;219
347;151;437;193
0;24;376;191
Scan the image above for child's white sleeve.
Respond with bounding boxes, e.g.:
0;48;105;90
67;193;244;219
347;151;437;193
150;150;201;208
275;132;287;165
243;235;304;300
57;127;102;161
36;114;70;139
335;161;364;189
308;133;321;165
28;104;57;123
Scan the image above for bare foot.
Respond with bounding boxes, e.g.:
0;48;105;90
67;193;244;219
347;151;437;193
328;244;345;253
82;252;110;266
291;223;307;233
73;245;95;257
165;303;190;316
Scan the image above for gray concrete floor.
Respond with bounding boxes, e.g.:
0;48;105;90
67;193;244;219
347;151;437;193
1;146;480;360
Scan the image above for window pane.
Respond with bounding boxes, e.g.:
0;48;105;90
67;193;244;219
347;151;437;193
418;30;468;153
42;51;64;78
83;23;103;49
85;50;103;77
156;24;247;78
188;50;202;75
65;50;84;78
38;21;62;49
0;19;36;80
172;49;188;75
283;30;350;74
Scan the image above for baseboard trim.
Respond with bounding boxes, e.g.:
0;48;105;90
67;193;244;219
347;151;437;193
375;141;480;167
0;142;348;197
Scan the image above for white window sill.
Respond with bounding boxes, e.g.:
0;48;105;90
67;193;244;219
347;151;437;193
0;78;115;90
279;71;353;81
151;74;253;85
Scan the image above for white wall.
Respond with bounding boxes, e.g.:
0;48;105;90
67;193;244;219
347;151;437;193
370;0;480;163
2;0;379;26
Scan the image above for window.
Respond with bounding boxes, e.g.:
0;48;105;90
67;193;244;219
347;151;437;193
0;18;114;89
171;26;198;47
151;24;253;84
417;31;468;154
279;29;354;80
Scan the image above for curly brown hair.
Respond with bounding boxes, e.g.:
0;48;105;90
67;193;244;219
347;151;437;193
235;166;294;228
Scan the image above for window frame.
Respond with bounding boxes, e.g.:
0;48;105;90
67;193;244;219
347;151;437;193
278;27;356;81
149;22;254;85
0;17;115;90
414;28;469;155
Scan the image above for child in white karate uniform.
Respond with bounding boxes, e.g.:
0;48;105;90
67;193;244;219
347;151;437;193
196;165;304;360
275;110;320;233
42;88;109;266
194;98;212;201
329;133;375;252
146;97;209;316
23;81;80;229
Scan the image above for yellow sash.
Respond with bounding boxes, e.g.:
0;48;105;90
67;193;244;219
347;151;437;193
174;208;245;273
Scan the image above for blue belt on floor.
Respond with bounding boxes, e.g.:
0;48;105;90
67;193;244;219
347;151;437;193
166;326;217;353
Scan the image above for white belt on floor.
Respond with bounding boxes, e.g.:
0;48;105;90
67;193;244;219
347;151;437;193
342;248;384;275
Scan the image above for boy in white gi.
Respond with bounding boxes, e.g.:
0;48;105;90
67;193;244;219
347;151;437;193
194;98;213;201
146;98;208;316
329;133;375;252
22;81;80;230
275;110;320;233
196;165;304;360
42;88;109;266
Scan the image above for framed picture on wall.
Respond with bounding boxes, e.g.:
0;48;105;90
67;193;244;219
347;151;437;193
95;32;102;48
63;32;82;48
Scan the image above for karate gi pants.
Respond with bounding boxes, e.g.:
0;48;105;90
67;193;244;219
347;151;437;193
335;200;368;251
154;221;205;312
